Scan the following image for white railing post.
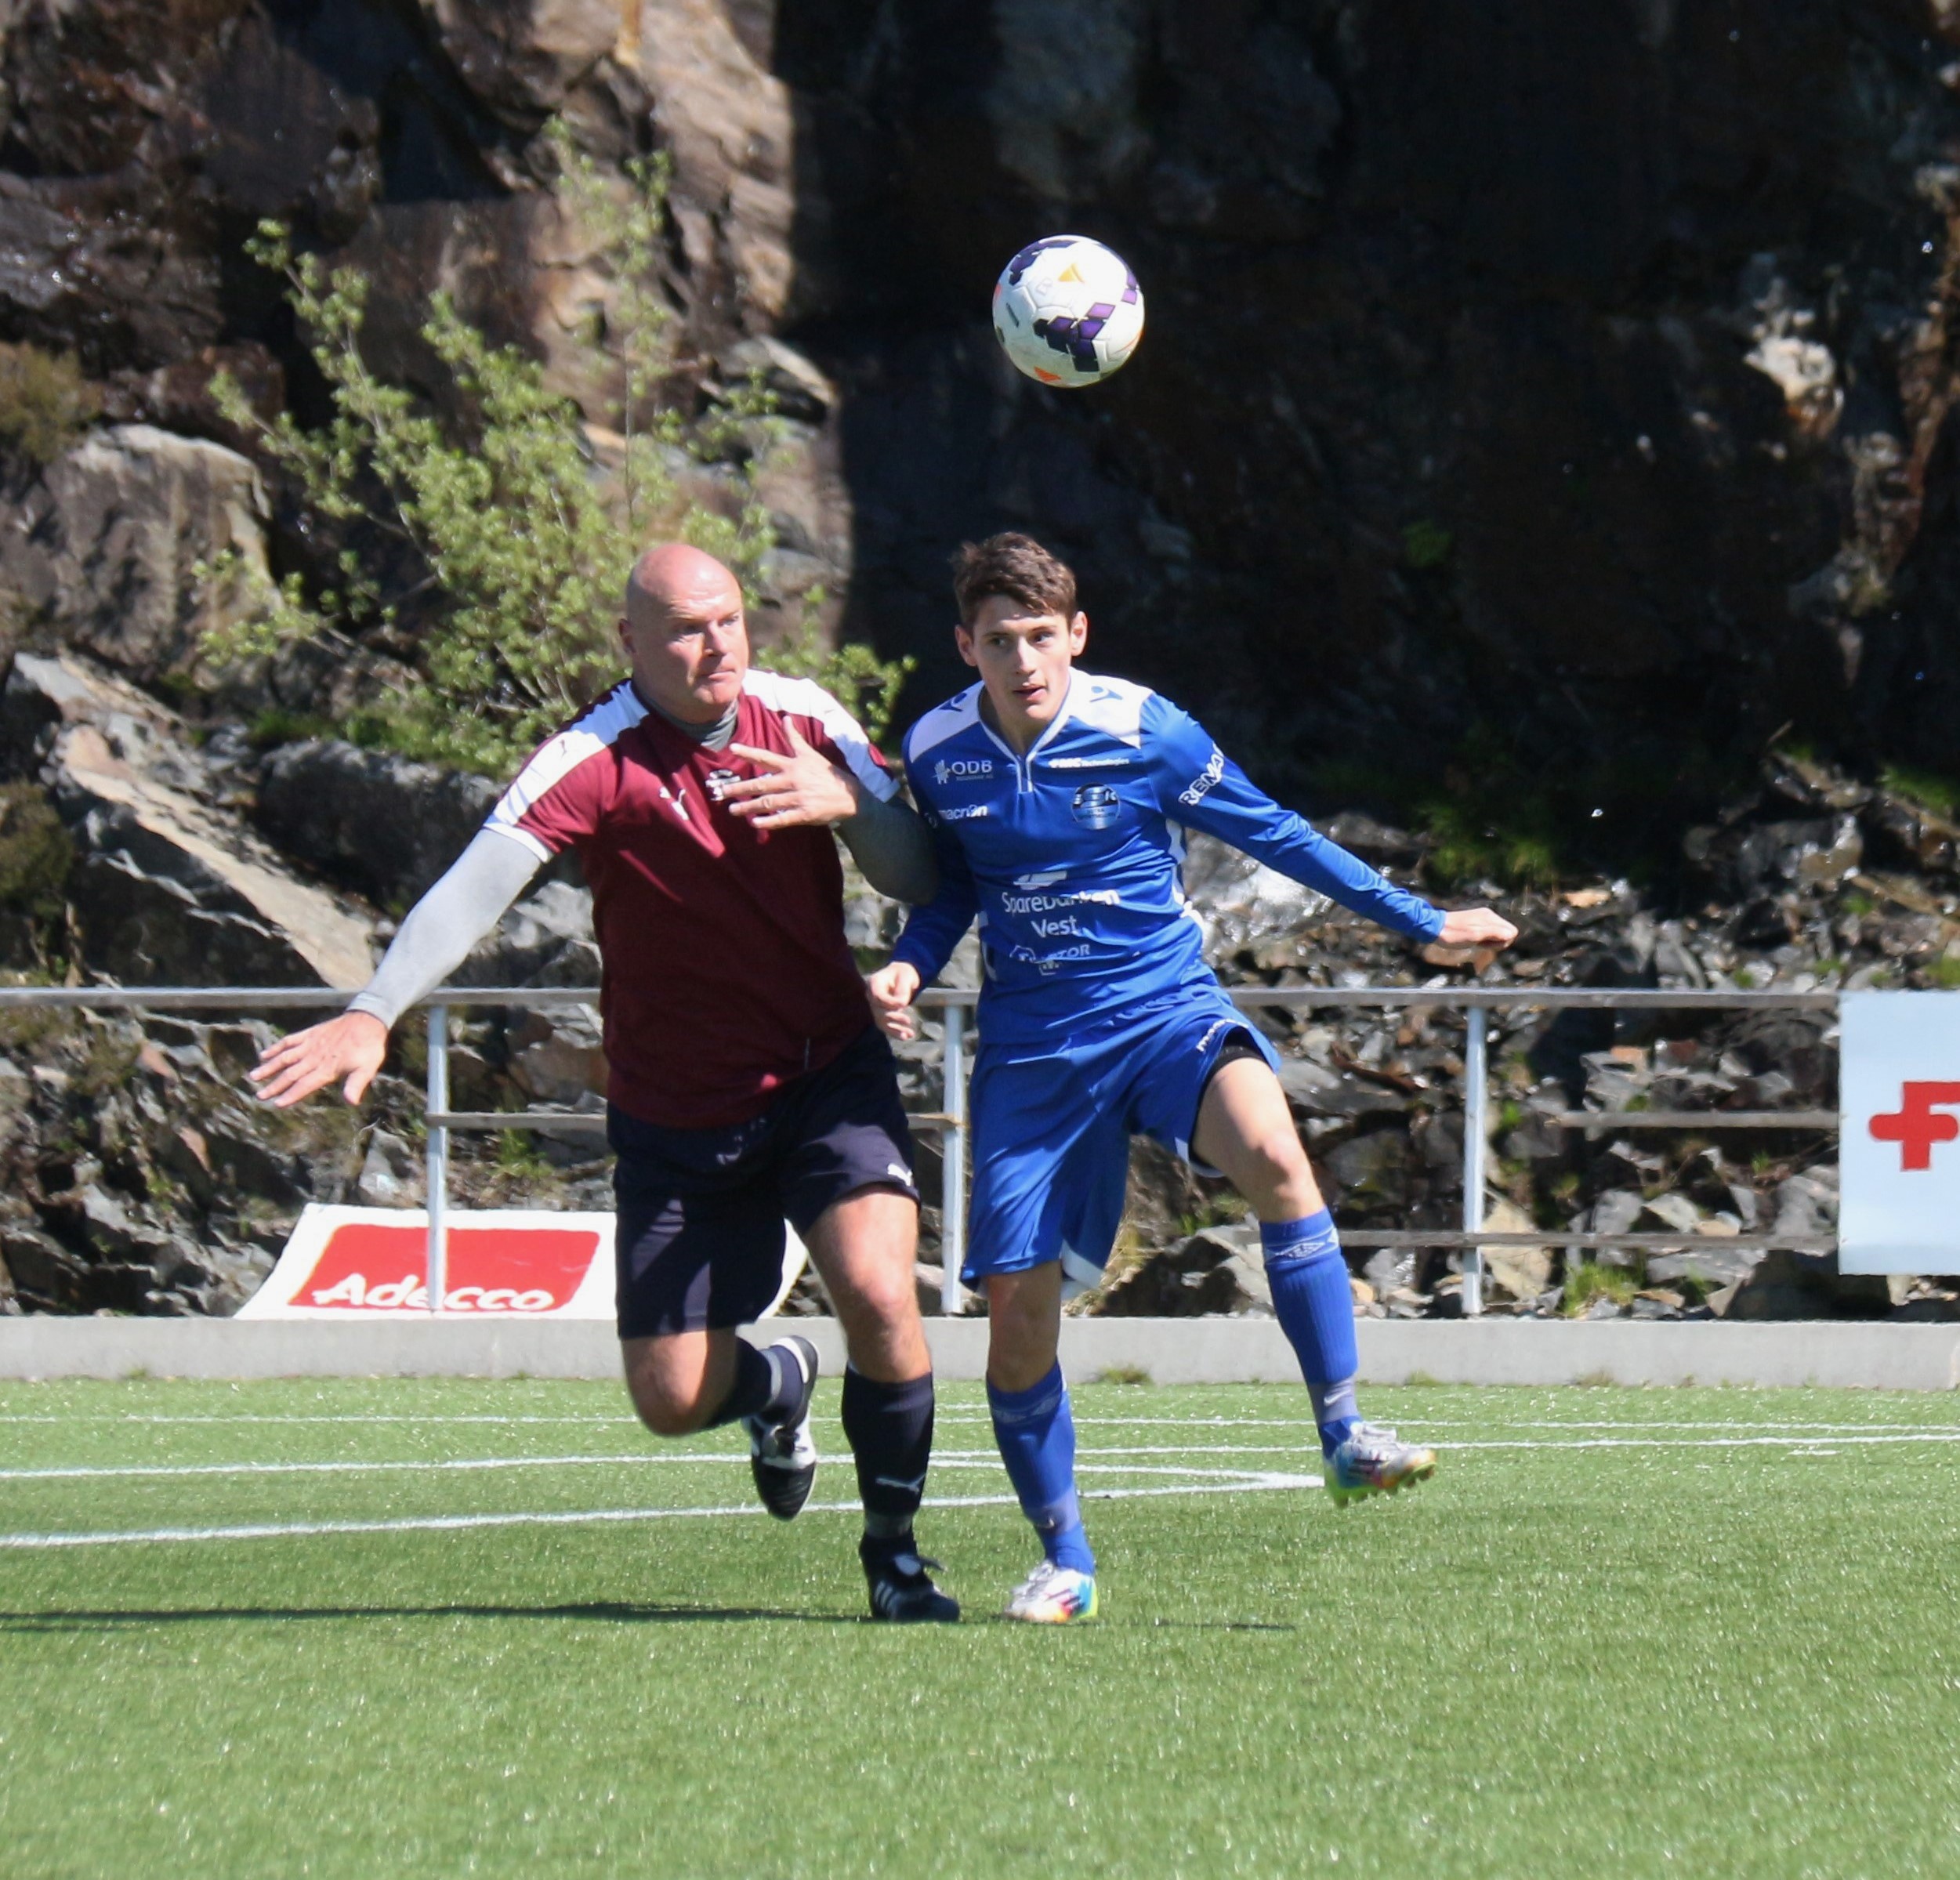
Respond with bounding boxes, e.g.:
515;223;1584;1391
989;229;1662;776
940;1005;967;1317
1462;1005;1488;1317
425;1002;450;1314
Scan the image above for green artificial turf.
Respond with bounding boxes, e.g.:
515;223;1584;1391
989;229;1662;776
3;1378;1959;1878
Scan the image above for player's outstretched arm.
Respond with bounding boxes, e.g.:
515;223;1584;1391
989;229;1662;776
248;828;544;1109
724;727;937;902
1145;700;1515;950
865;961;922;1041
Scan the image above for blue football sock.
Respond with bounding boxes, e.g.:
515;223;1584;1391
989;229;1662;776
987;1361;1094;1575
1263;1212;1364;1457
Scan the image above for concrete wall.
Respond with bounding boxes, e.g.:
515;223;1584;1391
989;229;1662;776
2;1317;1955;1389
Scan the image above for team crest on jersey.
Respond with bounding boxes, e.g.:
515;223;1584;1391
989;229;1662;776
703;768;740;803
933;756;993;785
1071;784;1121;830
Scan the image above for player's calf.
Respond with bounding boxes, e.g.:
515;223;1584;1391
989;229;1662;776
986;1273;1096;1626
841;1365;959;1620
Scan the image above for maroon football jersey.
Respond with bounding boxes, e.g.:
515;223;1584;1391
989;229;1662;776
484;669;897;1128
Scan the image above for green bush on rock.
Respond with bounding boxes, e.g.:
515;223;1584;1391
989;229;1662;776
203;124;908;776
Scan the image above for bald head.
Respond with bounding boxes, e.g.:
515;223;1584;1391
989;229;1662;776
627;543;741;628
618;542;750;724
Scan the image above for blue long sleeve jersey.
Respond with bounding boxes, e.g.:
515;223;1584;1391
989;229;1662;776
891;672;1446;1043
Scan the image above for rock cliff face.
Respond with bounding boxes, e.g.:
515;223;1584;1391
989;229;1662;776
2;3;1959;1320
2;1;1958;828
780;1;1960;831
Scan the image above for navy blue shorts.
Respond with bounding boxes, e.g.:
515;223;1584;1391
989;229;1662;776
610;1025;918;1339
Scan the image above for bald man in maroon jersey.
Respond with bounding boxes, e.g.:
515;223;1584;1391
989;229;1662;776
253;545;960;1621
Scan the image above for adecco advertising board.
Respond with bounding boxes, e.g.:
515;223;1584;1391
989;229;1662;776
239;1206;807;1318
1840;991;1960;1276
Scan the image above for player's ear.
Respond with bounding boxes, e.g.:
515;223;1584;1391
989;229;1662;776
955;621;979;668
1069;610;1089;654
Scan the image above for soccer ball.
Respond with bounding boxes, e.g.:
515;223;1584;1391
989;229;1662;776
992;235;1144;388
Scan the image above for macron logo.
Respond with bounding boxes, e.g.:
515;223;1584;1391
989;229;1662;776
1014;870;1067;889
1870;1082;1960;1172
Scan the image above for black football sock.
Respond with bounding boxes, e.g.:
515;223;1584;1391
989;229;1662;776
841;1367;935;1562
703;1339;802;1429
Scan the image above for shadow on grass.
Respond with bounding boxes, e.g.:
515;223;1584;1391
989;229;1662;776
0;1603;1297;1634
0;1599;856;1632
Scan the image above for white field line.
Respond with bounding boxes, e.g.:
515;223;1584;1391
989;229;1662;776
11;1411;1960;1436
0;1472;1319;1551
1429;1434;1960;1452
12;1429;1960;1485
0;1451;1284;1483
946;1415;1960;1434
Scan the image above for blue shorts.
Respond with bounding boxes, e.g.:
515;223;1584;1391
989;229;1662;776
963;991;1280;1291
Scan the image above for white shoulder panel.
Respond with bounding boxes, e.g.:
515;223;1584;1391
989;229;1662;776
903;684;985;765
487;680;645;831
744;667;898;801
1066;670;1153;746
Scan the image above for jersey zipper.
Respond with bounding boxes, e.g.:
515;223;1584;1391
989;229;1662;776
979;679;1075;793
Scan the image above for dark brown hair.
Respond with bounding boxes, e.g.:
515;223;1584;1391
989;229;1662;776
951;532;1077;626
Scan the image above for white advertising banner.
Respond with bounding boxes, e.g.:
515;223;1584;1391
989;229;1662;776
238;1205;808;1319
1839;992;1960;1275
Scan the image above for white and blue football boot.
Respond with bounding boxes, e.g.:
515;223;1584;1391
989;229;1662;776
1324;1422;1438;1506
1004;1559;1099;1624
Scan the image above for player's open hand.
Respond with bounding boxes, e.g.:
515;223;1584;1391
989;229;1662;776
724;726;860;829
1437;907;1520;950
865;961;922;1041
248;1010;389;1109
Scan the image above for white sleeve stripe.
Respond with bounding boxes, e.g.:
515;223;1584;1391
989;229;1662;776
742;668;899;802
481;820;554;864
486;684;643;830
900;686;983;763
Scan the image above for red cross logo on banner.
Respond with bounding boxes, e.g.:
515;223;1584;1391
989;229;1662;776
1869;1082;1960;1172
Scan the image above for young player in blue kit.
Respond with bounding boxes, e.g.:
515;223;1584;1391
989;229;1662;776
868;534;1516;1622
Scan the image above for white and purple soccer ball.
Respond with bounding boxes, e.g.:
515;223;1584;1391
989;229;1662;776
991;235;1144;389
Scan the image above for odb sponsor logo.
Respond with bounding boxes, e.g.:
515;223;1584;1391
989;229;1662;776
1071;783;1121;829
1178;747;1225;807
933;756;994;785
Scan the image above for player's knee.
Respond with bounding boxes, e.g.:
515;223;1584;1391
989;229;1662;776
850;1260;920;1330
1244;1125;1310;1191
822;1243;921;1330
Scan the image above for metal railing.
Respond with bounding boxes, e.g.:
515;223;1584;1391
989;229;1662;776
0;980;1842;1317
